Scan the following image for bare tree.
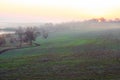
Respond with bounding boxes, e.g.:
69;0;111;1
25;27;40;45
16;27;24;47
42;29;48;39
0;34;6;47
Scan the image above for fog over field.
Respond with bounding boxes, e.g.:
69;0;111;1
1;19;120;34
0;0;120;80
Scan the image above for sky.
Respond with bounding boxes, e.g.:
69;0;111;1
0;0;120;23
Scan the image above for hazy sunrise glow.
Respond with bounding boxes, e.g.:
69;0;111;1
0;0;120;23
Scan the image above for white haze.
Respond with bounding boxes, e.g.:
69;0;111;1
0;21;120;34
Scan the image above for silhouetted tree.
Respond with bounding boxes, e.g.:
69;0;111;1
15;27;24;47
25;27;40;45
0;35;6;46
42;30;48;39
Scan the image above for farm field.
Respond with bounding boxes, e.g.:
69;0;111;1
1;0;120;80
0;31;120;80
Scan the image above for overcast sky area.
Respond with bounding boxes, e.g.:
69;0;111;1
0;0;120;23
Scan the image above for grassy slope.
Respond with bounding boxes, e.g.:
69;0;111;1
0;31;120;80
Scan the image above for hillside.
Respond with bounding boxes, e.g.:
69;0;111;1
0;29;120;80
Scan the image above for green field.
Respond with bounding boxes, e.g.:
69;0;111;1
0;31;120;80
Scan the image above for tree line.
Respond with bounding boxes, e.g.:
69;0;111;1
0;27;48;47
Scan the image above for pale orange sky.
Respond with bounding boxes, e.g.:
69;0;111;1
0;0;120;23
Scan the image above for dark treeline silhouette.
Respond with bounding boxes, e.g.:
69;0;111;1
0;26;48;48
